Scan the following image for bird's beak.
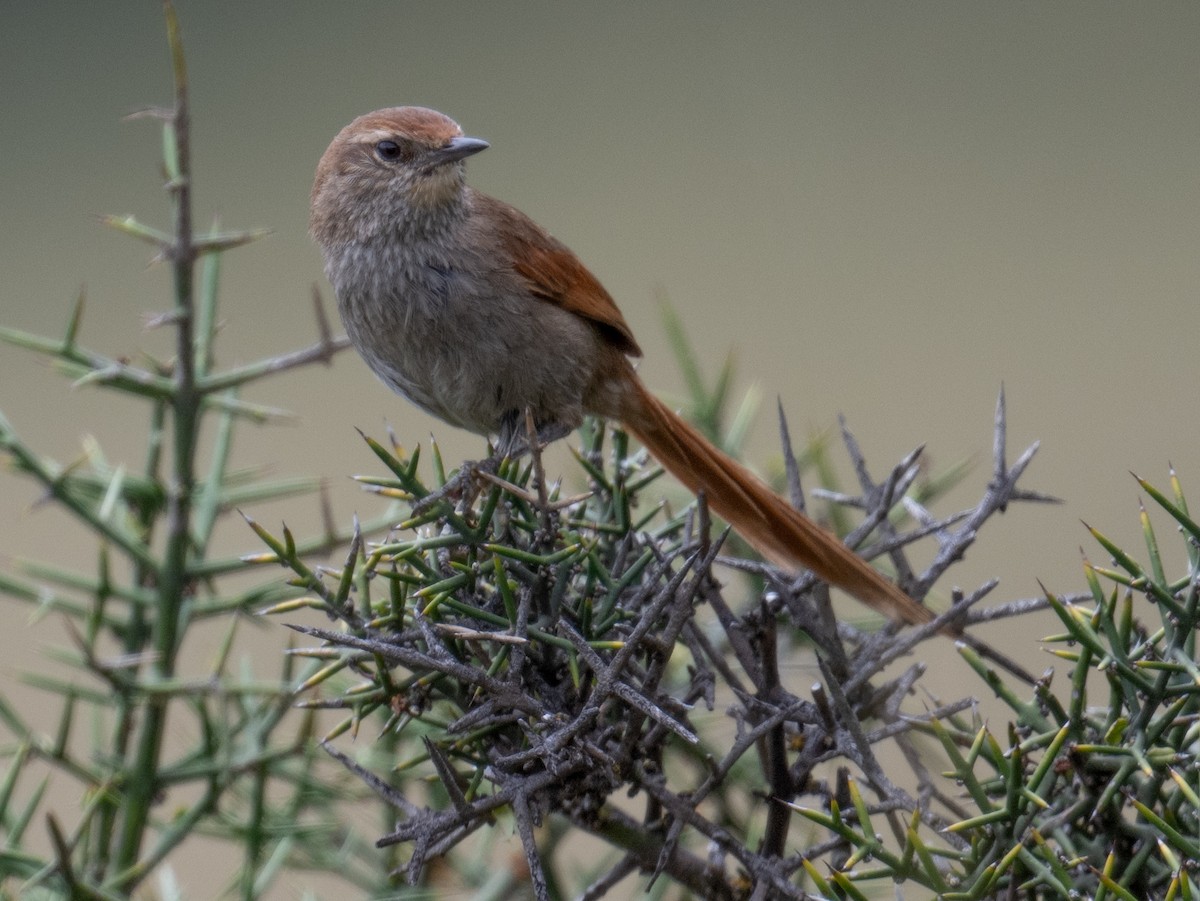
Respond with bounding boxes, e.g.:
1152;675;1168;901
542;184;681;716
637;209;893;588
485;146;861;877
429;136;490;168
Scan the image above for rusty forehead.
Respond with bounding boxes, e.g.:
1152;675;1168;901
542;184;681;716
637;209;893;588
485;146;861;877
344;107;464;145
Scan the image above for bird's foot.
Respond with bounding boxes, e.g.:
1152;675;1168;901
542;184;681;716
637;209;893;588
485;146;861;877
410;413;572;516
410;455;502;516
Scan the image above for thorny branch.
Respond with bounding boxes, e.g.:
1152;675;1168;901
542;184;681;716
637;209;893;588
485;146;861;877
277;388;1055;899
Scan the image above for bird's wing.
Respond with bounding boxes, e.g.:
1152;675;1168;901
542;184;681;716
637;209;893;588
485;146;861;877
475;192;643;357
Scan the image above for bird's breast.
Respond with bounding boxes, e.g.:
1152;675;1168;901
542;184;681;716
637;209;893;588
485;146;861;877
328;234;605;438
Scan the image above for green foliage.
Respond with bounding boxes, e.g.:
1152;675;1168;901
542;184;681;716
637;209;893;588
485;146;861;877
255;422;724;894
789;470;1200;900
0;6;398;898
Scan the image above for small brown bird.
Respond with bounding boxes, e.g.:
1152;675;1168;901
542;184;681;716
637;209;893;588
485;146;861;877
310;106;934;628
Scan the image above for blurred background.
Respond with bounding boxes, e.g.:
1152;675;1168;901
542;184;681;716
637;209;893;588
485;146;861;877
1;0;1198;894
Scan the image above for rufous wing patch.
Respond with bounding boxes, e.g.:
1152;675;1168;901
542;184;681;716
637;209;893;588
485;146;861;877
479;194;643;357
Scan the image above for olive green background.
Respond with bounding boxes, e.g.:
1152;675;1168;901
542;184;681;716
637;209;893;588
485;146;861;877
1;2;1198;895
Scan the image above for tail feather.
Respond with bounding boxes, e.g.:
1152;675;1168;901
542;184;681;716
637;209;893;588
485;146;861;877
620;378;934;627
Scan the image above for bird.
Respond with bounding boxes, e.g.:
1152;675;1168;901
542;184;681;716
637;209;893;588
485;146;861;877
310;105;935;629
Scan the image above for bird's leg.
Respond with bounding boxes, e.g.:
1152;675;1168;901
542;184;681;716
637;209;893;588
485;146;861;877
495;409;573;460
409;455;496;516
409;410;571;515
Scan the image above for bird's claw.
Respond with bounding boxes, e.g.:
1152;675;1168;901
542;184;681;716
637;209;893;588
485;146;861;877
410;455;502;516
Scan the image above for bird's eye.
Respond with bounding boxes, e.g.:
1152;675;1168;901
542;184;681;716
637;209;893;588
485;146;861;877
375;140;403;162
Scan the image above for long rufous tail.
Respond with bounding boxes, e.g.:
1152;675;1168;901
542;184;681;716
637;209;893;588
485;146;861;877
618;375;935;628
